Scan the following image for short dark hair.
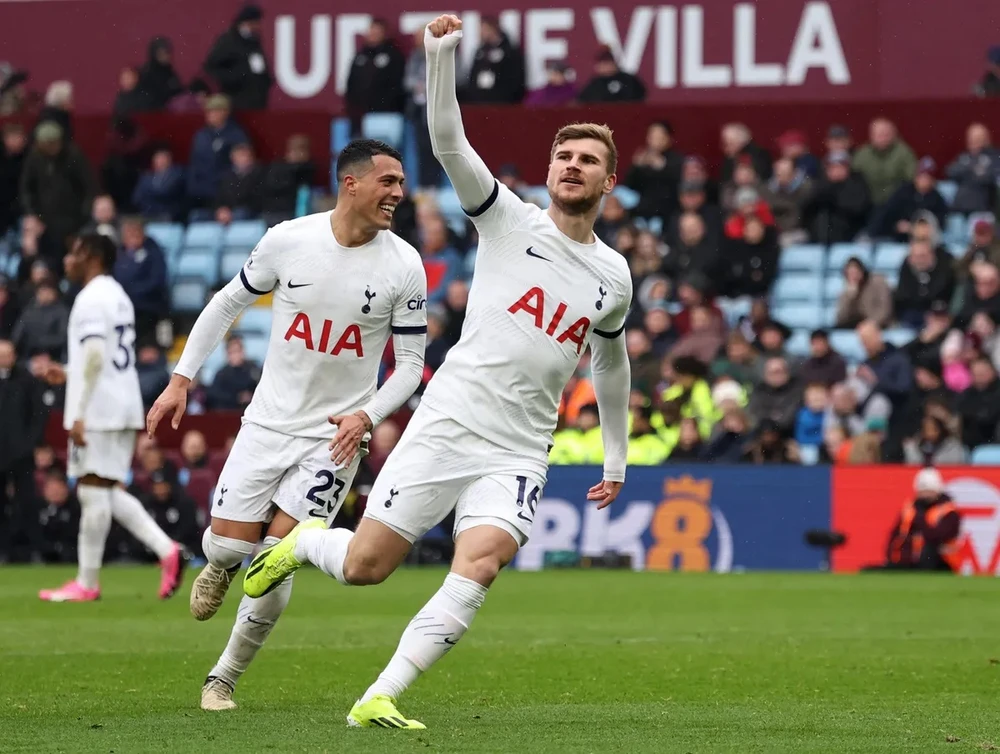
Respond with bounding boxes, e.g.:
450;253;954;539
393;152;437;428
76;232;118;272
336;139;402;183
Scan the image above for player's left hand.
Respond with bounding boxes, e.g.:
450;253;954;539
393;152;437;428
587;479;623;510
328;411;372;466
69;420;87;448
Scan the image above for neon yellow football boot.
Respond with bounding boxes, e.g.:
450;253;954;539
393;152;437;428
243;518;325;598
347;694;426;730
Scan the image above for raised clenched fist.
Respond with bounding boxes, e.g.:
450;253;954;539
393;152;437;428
427;14;462;38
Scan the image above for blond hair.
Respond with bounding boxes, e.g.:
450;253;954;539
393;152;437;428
551;123;618;174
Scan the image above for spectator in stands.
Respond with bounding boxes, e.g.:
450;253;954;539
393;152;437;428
663;213;718;282
721;161;763;215
37;81;73;142
748;356;802;434
419;214;463;303
12;282;67;359
424;304;450;373
681;155;720;205
720;123;772;183
136;341;170;409
720;211;780;298
0;276;18;340
115;217;169;339
142;469;201;558
795;382;829;451
624;329;660;396
958;356;1000;447
825;381;867;437
643;305;677;358
0;339;47;562
262;135;315;226
671;274;722;335
957;262;1000;327
215;142;265;224
776;129;820;179
525;61;577;106
852;118;917;207
0;69;29;117
625;121;683;221
345;17;406;132
85;194;119;243
893;353;953;444
894;238;957;328
761;157;812;245
946;123;999;215
168;78;211;114
799;330;847;387
462;16;526;104
653;356;714;451
37;469;79;563
594;194;631;242
0;123;27;236
203;3;272;110
975;46;1000;97
956;217;1000;282
667;305;724;364
136;37;183;111
187;95;248;213
668;179;723;245
132;146;186;221
625;404;669;464
804;150;872;244
701;406;751;462
113;66;146;116
825;124;853;156
442;280;468;346
711;331;758;389
969;310;1000;368
904;300;954;366
940;330;971;392
742;418;800;464
497;164;529;199
207;335;259;410
868;157;948;240
754;320;794;367
19;122;95;266
856;319;913;411
577;45;645;103
664;416;702;462
102;116;149;214
903;414;967;465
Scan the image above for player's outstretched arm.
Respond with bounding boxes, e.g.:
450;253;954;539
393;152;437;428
424;16;496;213
588;325;631;509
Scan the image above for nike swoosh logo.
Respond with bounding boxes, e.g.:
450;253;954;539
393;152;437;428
443;637;458;645
287;281;313;289
525;247;551;262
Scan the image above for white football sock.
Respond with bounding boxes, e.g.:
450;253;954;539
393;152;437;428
202;529;255;571
360;573;487;704
109;487;174;560
209;536;292;687
76;484;112;590
294;527;353;585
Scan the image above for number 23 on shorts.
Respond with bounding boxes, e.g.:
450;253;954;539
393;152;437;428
306;469;346;518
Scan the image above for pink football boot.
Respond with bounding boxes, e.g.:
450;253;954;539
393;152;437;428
39;580;100;602
158;543;188;600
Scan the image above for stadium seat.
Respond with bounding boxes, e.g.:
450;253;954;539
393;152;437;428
717;297;752;327
873;242;908;272
772;274;821;303
823;275;844;302
937;180;958;207
785;329;811;357
948;242;966;257
829;329;865;363
175;249;219;284
145;222;184;257
827;242;872;270
612;186;640;210
224;220;267;250
362;113;405;149
183;222;225;252
778;244;825;273
944;213;967;244
199;342;227;384
219;249;249;282
822;304;837;328
235;307;273;336
882;327;916;347
882;270;900;288
773;303;823;330
330;117;351;156
971;444;1000;465
434;188;468;235
171;276;208;313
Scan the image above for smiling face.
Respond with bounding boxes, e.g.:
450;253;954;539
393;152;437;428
342;153;405;231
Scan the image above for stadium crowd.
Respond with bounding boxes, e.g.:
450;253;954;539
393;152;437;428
3;9;1000;564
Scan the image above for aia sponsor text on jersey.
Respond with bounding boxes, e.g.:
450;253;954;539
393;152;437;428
284;312;365;357
508;286;590;355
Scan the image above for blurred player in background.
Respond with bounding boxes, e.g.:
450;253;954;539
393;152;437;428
146;139;427;711
244;15;632;730
39;233;186;603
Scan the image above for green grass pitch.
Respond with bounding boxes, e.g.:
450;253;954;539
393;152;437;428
1;566;997;753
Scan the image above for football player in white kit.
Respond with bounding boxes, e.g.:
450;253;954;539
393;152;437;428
39;233;187;603
244;16;632;729
145;139;427;711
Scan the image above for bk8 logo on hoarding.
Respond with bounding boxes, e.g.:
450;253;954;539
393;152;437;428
945;477;1000;576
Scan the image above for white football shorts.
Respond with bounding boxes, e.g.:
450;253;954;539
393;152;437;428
211;421;363;526
363;405;548;546
68;430;137;483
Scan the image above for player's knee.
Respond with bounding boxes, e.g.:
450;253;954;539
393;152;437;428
458;553;505;588
342;551;391;586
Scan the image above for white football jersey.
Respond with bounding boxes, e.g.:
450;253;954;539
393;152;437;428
64;275;144;431
421;182;632;460
238;212;427;439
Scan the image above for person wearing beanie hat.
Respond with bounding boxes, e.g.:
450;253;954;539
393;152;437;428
877;467;960;571
577;43;647;104
803;146;872;244
202;2;272;110
946;123;1000;215
867;154;948;240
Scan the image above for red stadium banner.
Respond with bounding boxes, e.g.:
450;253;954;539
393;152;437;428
831;467;1000;576
1;0;998;114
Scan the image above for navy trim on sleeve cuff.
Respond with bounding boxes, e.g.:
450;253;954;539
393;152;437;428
240;269;269;296
463;181;500;218
593;323;625;339
79;333;106;343
392;325;428;335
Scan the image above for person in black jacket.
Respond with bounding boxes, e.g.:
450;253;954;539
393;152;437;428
215;143;266;223
462;16;526;104
868;157;948;240
720;123;772;183
137;37;183;111
0;339;47;562
203;4;272;110
113;67;147;117
0;123;27;236
804;150;872;244
345;18;407;128
856;320;913;411
262;135;316;226
893;239;956;328
720;213;780;298
625;121;684;221
206;336;260;410
958;356;1000;448
577;46;645;103
140;470;202;560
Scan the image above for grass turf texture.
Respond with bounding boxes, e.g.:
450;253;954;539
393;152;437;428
0;567;997;753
